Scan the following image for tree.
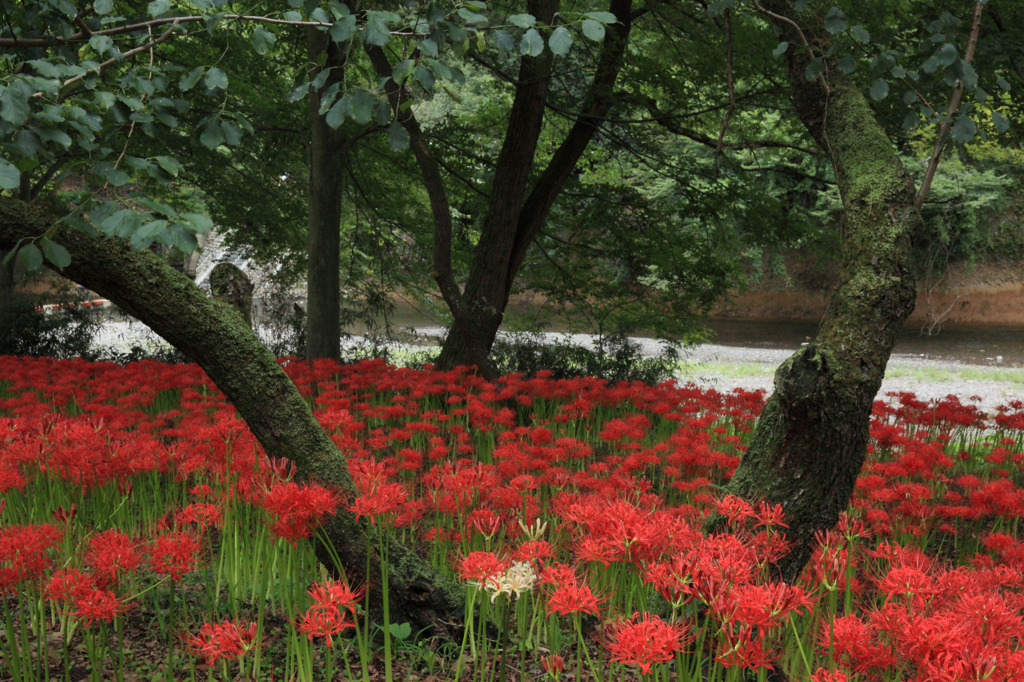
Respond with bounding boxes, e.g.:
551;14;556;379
365;0;635;373
707;0;991;581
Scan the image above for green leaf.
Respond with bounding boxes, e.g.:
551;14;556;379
520;28;544;56
204;67;228;91
849;25;870;43
548;26;573;56
365;12;391;46
869;78;889;100
389;622;412;640
166;225;198;253
903;89;918;105
581;19;605;42
0;85;31;126
992;111;1010;133
181;213;214;234
154;156;182;176
199;121;225;149
89;34;114;54
180;67;204;92
959;60;978;90
131;220;169;249
935;43;957;68
324;98;346;129
493;30;514;52
457;8;488;24
392;59;415;85
419;38;438;58
283;11;302;21
251;26;276;54
890;65;906;79
147;0;171;17
347;90;377;125
772;41;789;58
508;14;535;29
823;7;847;34
585;11;616;23
98;165;131;187
41;239;71;269
950;115;977;144
414;65;435;90
0;158;20;190
837;55;855;74
804;58;824;81
94;0;113;13
386;121;410;151
17;243;43;272
331;15;356;42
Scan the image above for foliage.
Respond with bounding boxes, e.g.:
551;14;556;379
489;332;681;383
0;283;97;359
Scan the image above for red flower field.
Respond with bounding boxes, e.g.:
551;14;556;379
1;355;1023;681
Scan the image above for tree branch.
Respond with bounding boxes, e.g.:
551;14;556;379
507;0;633;283
364;44;463;316
915;1;984;210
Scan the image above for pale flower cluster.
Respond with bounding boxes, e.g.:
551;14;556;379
484;561;537;603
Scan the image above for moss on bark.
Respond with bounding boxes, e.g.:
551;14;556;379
717;4;921;582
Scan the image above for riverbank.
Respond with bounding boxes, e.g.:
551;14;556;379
92;321;1023;415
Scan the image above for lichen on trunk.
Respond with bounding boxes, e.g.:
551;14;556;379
718;4;920;582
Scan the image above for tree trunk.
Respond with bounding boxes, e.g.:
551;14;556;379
0;196;462;629
305;28;350;361
209;262;253;328
719;3;921;582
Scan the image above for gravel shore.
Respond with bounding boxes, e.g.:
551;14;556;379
681;343;1022;414
92;322;1023;415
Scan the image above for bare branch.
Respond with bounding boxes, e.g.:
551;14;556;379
714;9;736;172
916;1;984;210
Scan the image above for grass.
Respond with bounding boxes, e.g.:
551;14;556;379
680;359;1024;385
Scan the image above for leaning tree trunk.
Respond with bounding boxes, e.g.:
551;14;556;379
720;3;921;582
305;28;350;361
0;197;462;629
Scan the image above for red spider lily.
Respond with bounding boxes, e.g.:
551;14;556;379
719;581;815;629
545;581;603;617
540;653;564;677
349;481;410;524
85;529;143;587
296;603;354;646
0;523;63;592
51;503;77;524
45;567;95;603
296;579;362;648
149;530;202;581
70;585;131;625
810;669;850;682
514;539;554;562
259;481;341;545
308;579;363;614
184;619;259;665
456;551;507;590
602;613;694;674
177;502;223;531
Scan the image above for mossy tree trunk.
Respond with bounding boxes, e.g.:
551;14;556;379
721;2;921;582
0;196;462;629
